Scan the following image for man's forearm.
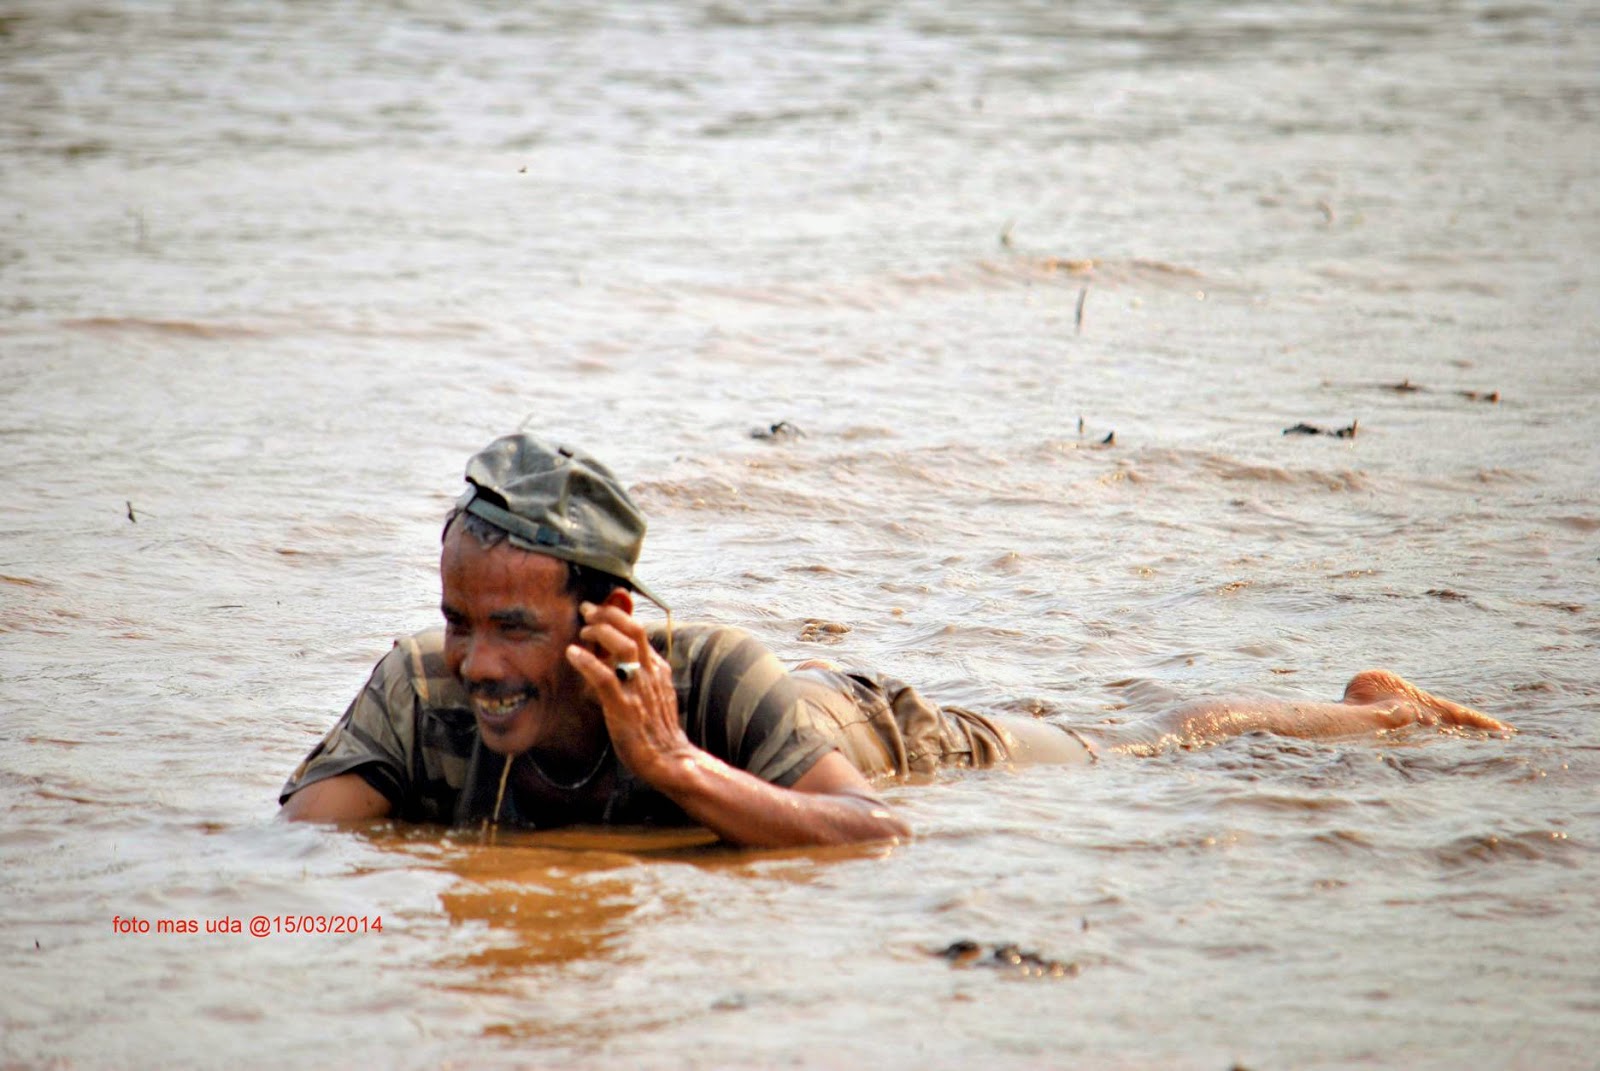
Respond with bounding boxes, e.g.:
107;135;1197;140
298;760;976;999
640;749;910;849
567;608;910;848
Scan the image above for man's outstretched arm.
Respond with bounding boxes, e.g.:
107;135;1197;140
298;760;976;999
569;604;910;849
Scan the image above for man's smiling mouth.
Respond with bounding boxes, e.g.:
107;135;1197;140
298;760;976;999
470;688;537;728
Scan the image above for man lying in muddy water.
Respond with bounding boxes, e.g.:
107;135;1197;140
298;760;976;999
280;433;1512;848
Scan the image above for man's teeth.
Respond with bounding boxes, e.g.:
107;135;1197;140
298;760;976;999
475;693;529;717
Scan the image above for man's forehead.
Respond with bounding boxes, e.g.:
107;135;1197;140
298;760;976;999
441;526;571;595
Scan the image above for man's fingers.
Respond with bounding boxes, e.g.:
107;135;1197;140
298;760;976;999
565;643;620;694
581;621;638;662
567;637;666;701
579;601;655;663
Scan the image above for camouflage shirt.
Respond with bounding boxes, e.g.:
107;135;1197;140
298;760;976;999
279;623;838;828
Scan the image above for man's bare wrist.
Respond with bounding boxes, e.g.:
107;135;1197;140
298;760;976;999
630;744;712;795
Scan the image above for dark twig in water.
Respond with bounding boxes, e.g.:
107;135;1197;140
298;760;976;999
128;209;149;251
1283;420;1357;439
1385;379;1498;402
1322;379;1501;403
1074;285;1088;335
1075;417;1114;446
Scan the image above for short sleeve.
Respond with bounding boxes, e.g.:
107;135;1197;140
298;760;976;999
669;625;837;787
279;642;418;807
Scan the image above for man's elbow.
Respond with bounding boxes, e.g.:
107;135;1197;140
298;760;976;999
875;816;914;842
872;805;913;841
843;795;912;843
279;791;333;822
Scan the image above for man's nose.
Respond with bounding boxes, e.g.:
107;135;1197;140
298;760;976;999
457;636;507;683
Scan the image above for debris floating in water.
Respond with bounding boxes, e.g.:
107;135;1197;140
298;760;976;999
1076;416;1115;446
1323;378;1501;403
936;940;1081;978
799;619;850;642
1283;420;1358;439
751;420;804;441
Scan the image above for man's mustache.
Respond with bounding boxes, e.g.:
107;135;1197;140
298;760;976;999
465;681;536;702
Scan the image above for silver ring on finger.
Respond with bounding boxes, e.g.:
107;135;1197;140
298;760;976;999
614;661;642;683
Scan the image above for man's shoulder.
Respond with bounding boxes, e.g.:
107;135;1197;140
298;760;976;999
646;620;827;785
650;621;779;676
654;621;796;723
374;627;469;715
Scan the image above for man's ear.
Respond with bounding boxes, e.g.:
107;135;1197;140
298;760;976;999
601;586;634;614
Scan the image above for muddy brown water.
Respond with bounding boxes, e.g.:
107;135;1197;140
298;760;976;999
3;2;1597;1068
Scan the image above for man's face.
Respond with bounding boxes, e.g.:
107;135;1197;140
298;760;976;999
439;526;590;757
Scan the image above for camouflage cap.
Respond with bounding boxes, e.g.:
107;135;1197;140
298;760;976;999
454;433;668;613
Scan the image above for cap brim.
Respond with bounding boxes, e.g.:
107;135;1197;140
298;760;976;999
629;576;670;616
